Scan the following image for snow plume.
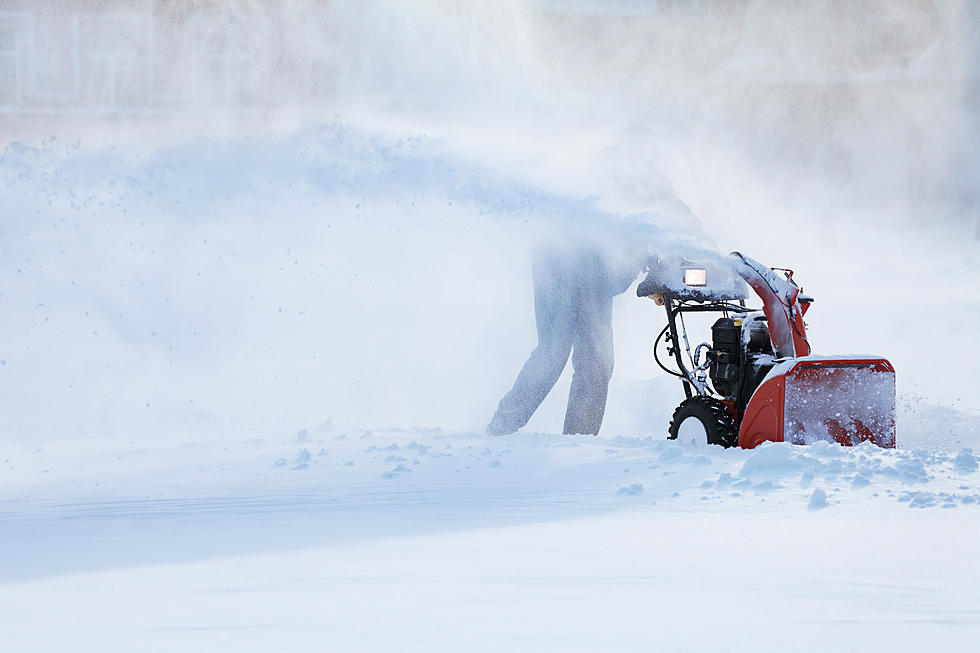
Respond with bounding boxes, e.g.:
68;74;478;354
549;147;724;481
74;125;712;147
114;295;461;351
0;125;717;441
1;1;978;441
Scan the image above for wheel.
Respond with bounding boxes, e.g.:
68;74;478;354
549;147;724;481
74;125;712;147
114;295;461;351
668;396;738;448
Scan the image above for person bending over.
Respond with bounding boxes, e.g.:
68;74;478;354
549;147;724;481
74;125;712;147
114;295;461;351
487;239;643;436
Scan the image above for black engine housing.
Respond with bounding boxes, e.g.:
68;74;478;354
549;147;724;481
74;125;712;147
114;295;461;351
708;315;777;413
708;318;741;398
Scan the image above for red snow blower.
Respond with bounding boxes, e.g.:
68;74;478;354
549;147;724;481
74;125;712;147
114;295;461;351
638;252;895;449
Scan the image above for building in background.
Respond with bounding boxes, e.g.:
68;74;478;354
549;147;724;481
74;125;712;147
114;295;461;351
0;0;975;216
0;0;343;115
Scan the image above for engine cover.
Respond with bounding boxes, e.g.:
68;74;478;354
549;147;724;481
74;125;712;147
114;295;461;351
709;317;741;399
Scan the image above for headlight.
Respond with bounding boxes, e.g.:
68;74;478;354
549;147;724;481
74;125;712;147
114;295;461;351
683;268;707;287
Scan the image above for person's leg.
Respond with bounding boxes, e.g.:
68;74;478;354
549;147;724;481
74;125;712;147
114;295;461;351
563;253;616;435
487;249;576;435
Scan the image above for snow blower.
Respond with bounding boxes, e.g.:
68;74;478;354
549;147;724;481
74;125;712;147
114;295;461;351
638;252;895;449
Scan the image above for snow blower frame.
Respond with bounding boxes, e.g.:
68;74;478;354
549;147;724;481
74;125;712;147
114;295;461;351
638;252;896;449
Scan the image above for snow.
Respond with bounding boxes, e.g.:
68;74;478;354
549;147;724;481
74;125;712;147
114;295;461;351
1;428;979;651
766;354;896;380
2;129;978;653
1;2;979;651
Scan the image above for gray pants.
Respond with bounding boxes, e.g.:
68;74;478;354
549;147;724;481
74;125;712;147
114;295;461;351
488;246;616;436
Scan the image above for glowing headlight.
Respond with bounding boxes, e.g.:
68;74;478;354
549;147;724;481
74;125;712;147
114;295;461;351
684;268;707;287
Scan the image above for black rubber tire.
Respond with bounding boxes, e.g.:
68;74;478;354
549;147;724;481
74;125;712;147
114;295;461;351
668;396;738;448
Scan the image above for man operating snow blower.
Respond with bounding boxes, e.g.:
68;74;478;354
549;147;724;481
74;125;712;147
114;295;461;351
487;124;707;437
486;238;644;436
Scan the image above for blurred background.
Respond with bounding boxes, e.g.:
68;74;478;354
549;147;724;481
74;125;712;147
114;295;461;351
0;0;977;444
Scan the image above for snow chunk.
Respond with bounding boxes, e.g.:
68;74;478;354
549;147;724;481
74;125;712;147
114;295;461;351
617;483;644;496
740;443;805;477
882;458;930;484
808;488;828;511
954;448;978;473
851;473;871;489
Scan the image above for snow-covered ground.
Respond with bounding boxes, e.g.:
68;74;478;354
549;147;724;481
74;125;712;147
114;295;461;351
1;422;978;651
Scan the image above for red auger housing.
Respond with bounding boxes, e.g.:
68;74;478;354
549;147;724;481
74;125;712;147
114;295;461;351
638;252;896;449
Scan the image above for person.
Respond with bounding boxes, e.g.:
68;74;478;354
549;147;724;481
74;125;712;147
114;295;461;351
486;237;644;436
486;124;706;436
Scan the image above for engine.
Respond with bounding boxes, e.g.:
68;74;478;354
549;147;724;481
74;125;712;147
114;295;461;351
708;314;777;412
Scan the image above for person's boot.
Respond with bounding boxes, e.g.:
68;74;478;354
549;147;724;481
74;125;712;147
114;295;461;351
486;412;517;436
